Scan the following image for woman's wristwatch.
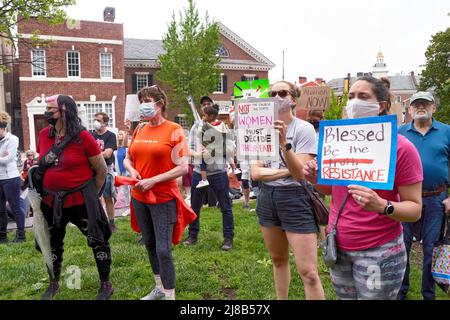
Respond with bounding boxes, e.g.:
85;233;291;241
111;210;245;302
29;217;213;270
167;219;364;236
281;143;292;152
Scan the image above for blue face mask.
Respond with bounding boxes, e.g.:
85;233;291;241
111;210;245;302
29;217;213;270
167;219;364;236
139;102;158;119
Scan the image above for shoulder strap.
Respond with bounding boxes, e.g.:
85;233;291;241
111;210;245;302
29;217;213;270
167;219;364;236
331;194;349;231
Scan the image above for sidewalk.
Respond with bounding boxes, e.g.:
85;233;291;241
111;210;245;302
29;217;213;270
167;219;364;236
7;206;130;231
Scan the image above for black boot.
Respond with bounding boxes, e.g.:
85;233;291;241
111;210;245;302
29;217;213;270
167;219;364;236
12;229;26;243
0;231;7;244
41;280;60;300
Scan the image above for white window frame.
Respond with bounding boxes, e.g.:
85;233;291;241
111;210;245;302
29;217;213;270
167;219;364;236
214;73;225;94
67;51;81;78
136;73;149;92
31;49;46;77
78;101;116;130
243;74;256;81
100;52;113;79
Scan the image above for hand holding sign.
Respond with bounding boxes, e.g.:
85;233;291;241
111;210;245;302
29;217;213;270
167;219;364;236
303;158;319;185
347;184;387;212
274;120;287;146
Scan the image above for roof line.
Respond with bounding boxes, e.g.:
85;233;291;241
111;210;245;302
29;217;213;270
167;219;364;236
217;21;275;68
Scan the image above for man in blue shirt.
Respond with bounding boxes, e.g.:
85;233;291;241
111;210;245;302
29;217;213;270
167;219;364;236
397;91;450;300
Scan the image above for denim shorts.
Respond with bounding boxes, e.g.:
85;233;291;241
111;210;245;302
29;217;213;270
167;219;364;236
102;174;115;198
256;184;318;234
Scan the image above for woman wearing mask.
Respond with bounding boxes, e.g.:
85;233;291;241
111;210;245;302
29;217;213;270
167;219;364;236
303;76;423;300
36;95;112;300
123;85;191;300
0;112;26;244
251;81;325;300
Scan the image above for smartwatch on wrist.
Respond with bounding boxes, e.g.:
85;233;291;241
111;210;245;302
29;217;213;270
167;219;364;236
282;143;292;152
380;201;394;216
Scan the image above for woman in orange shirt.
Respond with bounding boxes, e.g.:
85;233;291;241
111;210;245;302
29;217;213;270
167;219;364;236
123;85;188;300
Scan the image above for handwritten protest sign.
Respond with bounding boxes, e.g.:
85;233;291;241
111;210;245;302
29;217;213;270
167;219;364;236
125;94;140;122
317;115;397;190
235;98;279;162
233;79;270;99
298;86;331;110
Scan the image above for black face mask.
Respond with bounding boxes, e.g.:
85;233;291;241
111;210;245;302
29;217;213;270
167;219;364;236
310;120;320;129
44;111;57;126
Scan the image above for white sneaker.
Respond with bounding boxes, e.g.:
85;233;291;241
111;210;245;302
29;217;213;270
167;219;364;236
196;180;210;189
141;286;165;300
234;168;242;175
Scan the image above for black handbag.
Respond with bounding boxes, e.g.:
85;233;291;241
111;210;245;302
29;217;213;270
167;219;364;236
322;195;349;268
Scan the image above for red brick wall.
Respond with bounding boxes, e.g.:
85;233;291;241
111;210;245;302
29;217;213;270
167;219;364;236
20;81;125;149
220;35;255;61
19;42;124;79
18;18;125;149
18;19;123;41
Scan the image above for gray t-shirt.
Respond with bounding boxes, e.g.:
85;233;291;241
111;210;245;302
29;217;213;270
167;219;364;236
264;117;317;187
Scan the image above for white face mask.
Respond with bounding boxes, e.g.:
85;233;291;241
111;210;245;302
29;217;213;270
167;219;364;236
139;102;159;119
345;98;380;119
93;120;102;131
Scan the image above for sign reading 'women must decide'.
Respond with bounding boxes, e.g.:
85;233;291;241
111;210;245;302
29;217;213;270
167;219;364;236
317;115;398;190
235;98;279;162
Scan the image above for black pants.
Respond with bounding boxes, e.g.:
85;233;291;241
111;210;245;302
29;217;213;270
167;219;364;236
132;198;177;289
40;202;111;282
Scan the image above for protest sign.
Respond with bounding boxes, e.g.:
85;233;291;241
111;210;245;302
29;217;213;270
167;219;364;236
125;94;140;122
298;86;331;110
233;79;270;99
317;115;397;190
235;98;279;161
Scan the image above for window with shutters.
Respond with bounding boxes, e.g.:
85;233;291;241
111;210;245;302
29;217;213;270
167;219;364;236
100;53;112;78
31;49;46;76
136;74;148;92
216;74;225;93
67;51;80;77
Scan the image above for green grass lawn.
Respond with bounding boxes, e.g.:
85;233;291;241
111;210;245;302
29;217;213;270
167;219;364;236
0;200;448;300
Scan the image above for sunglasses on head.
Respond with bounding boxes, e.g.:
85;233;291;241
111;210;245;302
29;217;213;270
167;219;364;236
269;90;290;98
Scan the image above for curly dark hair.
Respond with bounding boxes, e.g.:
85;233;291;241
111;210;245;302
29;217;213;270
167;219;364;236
49;95;85;138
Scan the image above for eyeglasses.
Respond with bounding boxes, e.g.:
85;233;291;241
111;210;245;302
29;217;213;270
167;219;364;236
269;90;290;98
411;101;433;108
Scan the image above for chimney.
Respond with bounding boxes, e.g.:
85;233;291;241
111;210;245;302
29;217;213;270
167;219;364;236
299;76;307;84
104;7;115;22
315;78;323;85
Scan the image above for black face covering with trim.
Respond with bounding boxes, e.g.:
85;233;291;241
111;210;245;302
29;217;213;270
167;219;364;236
44;111;57;126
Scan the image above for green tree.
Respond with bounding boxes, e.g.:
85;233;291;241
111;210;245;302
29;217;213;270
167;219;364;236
0;0;75;71
156;0;221;120
324;90;347;120
419;27;450;124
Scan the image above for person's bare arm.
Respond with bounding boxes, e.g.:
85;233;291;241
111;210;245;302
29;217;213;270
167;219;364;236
102;148;114;160
348;182;422;222
123;151;141;179
250;160;290;182
88;154;107;193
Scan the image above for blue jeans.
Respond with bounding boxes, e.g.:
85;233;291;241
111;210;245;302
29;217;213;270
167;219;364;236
0;177;25;232
188;171;234;239
400;191;447;299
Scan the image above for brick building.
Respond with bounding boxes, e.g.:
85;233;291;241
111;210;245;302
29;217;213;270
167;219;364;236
17;10;274;150
17;8;125;150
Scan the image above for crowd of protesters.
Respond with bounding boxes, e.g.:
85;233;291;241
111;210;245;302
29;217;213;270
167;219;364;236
0;74;448;302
